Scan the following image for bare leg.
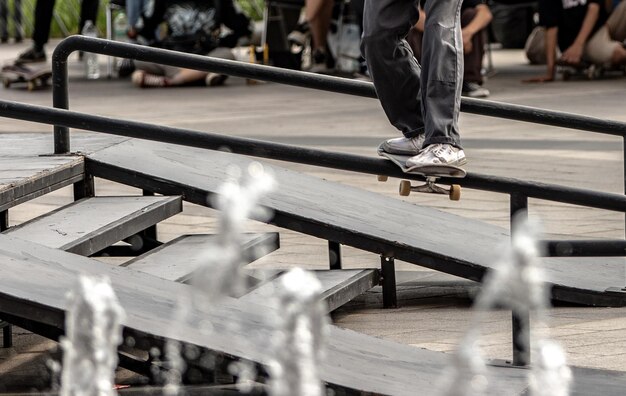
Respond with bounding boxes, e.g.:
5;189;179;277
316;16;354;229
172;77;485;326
168;69;207;85
306;0;333;51
611;46;626;66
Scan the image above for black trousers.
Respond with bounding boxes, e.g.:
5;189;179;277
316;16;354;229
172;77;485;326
32;0;99;48
0;0;22;40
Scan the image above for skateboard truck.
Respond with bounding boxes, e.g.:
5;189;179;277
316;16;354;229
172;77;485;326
378;175;461;201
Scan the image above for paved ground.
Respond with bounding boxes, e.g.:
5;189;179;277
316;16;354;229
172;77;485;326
1;38;626;391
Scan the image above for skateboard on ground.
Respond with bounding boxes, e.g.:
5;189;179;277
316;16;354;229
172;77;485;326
377;146;466;201
556;59;625;81
1;63;52;91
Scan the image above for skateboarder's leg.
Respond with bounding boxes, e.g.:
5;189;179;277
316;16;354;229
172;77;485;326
405;0;467;168
361;0;424;138
420;0;463;148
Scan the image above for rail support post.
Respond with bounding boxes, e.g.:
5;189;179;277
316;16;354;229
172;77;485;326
510;193;530;366
381;255;397;309
52;51;70;154
329;241;342;270
141;190;158;241
0;211;11;348
0;209;7;231
73;173;95;201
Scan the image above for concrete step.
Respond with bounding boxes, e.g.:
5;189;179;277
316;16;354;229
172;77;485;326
122;233;280;283
4;195;182;256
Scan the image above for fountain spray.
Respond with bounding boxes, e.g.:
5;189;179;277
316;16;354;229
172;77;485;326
60;276;125;396
439;214;571;396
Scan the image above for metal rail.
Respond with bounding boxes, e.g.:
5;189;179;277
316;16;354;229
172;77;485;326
51;36;626;154
1;99;625;214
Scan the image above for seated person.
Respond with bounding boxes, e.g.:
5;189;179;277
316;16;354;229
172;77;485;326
131;0;251;88
525;0;625;82
407;0;493;98
587;0;626;68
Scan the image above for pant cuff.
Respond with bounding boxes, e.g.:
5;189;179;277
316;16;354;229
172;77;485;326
424;136;463;149
404;127;425;139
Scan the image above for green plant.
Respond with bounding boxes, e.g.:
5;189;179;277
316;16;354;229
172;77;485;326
235;0;265;21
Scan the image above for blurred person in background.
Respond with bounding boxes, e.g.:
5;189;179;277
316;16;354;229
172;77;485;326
16;0;99;63
130;0;251;88
525;0;626;82
1;0;22;43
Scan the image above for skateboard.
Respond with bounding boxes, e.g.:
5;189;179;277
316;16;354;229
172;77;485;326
556;60;625;81
1;63;52;91
377;146;466;201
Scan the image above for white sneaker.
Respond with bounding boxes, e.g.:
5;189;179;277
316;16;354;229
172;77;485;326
381;135;425;155
462;82;490;98
406;143;467;168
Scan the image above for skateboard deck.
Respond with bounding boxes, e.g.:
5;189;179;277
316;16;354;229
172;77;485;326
377;145;466;200
1;63;52;91
555;59;625;81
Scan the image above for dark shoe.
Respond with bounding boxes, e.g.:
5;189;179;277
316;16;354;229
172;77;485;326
1;37;8;44
462;82;490;98
16;47;46;64
308;49;334;74
117;58;135;78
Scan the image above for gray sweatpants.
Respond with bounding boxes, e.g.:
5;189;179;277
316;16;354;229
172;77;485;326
361;0;464;148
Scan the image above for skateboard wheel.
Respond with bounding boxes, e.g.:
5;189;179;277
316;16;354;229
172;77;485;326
377;175;388;182
449;184;461;201
399;180;411;196
27;81;35;91
2;78;9;88
562;71;571;81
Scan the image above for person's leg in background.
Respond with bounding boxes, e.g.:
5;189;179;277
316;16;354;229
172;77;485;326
16;0;55;63
126;0;152;39
13;0;22;42
460;7;489;98
131;61;177;87
1;0;8;43
306;0;334;72
349;0;369;77
79;0;99;34
131;47;236;87
606;0;626;65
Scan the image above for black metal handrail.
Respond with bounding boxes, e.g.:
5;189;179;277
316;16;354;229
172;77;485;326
1;99;625;214
51;36;626;154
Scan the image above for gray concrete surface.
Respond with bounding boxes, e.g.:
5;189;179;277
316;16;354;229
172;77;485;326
1;38;626;390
